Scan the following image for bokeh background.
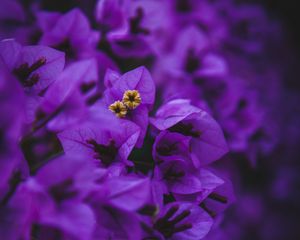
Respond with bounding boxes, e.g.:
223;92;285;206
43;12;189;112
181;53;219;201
213;1;300;239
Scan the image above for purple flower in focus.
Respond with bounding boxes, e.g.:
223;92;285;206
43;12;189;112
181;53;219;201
151;99;228;167
154;160;224;197
58;117;140;169
104;66;155;147
153;131;196;166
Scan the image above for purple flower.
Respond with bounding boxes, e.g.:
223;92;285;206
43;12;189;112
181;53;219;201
199;173;235;220
218;87;263;154
154;160;200;195
127;0;173;55
104;66;155;147
58;117;140;169
37;8;100;59
37;59;99;131
143;202;213;240
95;0;129;38
105;66;155;108
153;131;197;166
221;3;274;55
158;75;211;112
24;154;97;239
103;68;121;89
96;0;171;57
0;39;65;94
95;176;151;211
88;176;151;240
151;99;228;166
154;159;224;197
158;26;227;79
171;1;228;46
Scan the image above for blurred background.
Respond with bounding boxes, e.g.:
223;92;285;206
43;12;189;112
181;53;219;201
220;1;300;239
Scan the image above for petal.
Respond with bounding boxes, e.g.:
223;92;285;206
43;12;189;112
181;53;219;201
0;39;22;70
104;68;121;89
169;203;213;240
152;131;192;163
195;54;227;78
46;89;87;132
41;59;97;114
191;112;228;166
39;8;99;51
17;45;65;92
36;11;62;32
150;99;200;130
110;66;155;106
127;105;148;148
118;120;141;160
94;206;142;240
95;0;129;32
169;175;203;195
174;26;209;61
203;178;235;215
57;115;121;160
35;154;96;199
196;169;225;202
39;203;95;240
106;176;150;211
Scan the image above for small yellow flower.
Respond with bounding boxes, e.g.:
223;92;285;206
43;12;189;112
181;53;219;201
122;90;141;109
109;100;127;118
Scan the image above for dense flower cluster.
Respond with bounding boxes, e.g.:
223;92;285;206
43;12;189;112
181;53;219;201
0;0;290;239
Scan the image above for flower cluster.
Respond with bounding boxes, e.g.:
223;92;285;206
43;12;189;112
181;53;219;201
0;0;289;240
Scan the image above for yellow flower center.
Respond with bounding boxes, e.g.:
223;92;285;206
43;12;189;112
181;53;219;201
122;90;141;109
109;101;127;118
